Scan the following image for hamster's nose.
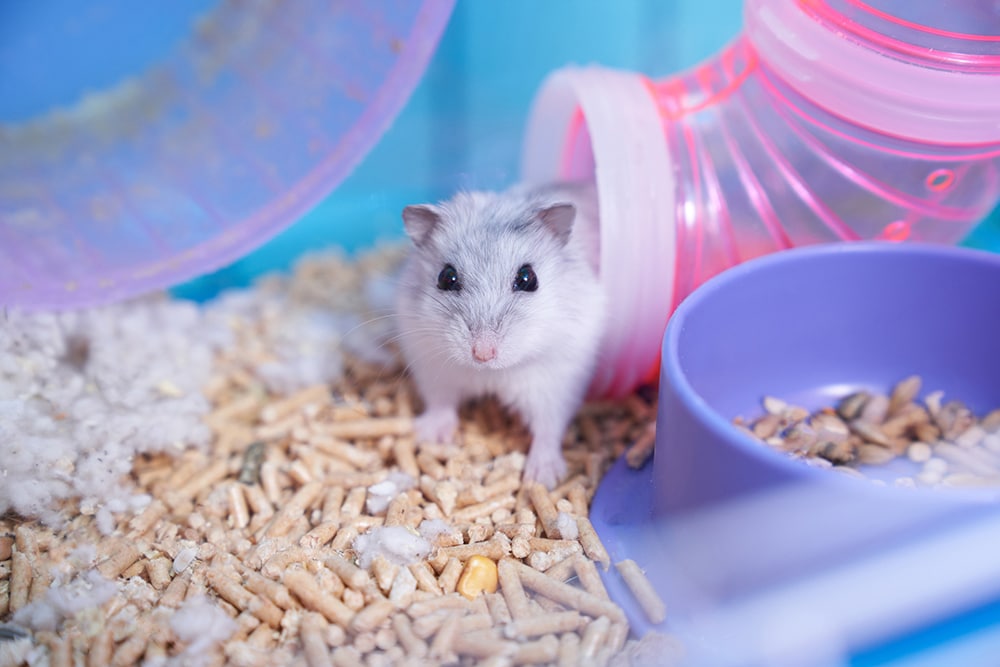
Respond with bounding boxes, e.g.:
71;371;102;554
471;338;497;363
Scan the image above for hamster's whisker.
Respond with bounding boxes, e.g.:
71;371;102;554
339;311;399;342
390;323;461;354
499;298;519;328
345;312;397;330
426;295;454;315
398;345;452;384
383;328;445;349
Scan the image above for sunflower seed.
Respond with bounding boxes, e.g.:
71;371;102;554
836;392;870;421
888;375;922;417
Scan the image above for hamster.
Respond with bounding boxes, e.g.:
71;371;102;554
395;182;606;489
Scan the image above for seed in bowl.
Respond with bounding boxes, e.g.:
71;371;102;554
735;376;1000;488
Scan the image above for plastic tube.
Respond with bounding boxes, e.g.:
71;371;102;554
0;0;454;309
522;0;1000;399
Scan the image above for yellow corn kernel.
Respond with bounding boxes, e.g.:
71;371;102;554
456;555;499;600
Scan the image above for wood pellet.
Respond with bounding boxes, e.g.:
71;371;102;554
738;375;1000;488
0;248;681;666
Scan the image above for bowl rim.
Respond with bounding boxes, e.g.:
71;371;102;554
661;240;1000;502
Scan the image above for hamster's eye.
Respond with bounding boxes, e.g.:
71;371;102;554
437;264;461;291
513;264;538;292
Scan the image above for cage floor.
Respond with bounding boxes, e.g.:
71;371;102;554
0;247;673;667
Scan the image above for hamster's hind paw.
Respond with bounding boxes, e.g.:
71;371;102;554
523;448;567;490
414;408;459;444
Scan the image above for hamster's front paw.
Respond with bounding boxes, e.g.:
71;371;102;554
414;408;459;444
523;447;567;490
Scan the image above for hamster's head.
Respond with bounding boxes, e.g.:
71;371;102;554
400;191;583;370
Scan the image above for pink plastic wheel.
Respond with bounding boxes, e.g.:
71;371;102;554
0;0;454;309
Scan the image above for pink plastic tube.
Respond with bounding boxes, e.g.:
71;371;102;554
522;0;1000;399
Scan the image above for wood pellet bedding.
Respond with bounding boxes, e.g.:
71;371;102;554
0;251;677;667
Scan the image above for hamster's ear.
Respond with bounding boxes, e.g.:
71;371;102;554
402;205;442;248
535;203;576;246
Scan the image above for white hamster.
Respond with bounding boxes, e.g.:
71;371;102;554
395;181;606;488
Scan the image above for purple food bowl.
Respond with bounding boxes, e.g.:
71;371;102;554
591;242;1000;665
